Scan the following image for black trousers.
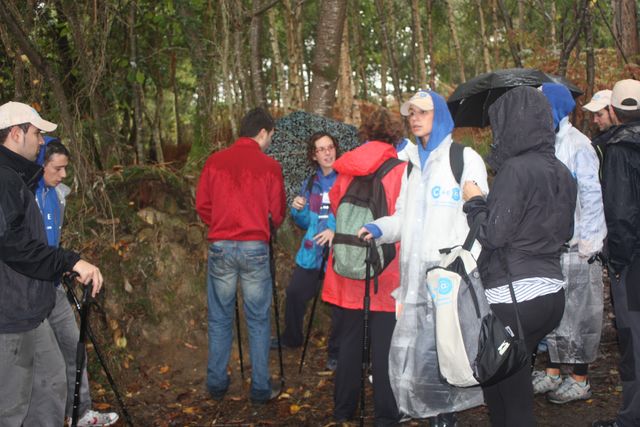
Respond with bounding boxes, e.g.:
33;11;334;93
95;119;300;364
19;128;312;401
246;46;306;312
281;266;341;359
482;290;565;427
334;308;399;426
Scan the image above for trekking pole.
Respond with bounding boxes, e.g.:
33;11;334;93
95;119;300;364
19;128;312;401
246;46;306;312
359;240;374;427
299;246;330;374
63;275;134;427
269;221;285;389
235;297;245;380
71;281;92;427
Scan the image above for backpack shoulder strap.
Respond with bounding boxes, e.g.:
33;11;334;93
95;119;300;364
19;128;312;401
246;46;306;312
304;172;316;195
374;158;405;180
449;142;465;185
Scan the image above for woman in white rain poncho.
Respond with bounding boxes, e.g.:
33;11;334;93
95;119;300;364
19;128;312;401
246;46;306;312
532;83;608;404
359;90;488;422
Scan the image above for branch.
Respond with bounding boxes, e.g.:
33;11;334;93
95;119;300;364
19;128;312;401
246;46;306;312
251;0;282;17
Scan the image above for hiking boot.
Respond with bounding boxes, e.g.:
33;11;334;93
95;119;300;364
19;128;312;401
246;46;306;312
250;382;281;404
531;370;562;394
75;409;119;427
592;420;619;427
325;358;338;372
547;376;592;404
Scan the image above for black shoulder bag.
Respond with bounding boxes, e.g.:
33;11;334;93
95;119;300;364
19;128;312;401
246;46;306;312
473;249;530;386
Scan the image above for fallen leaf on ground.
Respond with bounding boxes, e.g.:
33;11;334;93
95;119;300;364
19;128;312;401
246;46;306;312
290;404;301;414
159;365;170;374
93;402;112;410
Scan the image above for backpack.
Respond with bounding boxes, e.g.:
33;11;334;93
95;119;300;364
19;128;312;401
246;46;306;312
332;158;404;280
426;218;490;387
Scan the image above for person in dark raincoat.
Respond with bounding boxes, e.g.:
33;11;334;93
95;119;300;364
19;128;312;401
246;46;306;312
462;86;577;427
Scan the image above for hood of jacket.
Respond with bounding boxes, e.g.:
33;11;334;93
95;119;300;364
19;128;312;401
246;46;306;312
0;144;43;192
332;140;398;177
36;135;60;192
541;83;575;130
416;91;454;169
487;86;557;171
606;121;640;150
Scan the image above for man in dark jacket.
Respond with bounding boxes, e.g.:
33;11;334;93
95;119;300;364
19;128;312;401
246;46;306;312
593;80;640;427
196;107;286;404
0;101;103;427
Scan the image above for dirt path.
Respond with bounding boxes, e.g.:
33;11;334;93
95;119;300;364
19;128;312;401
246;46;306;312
89;300;622;427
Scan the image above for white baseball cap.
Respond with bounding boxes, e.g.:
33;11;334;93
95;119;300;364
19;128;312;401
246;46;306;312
400;91;434;116
582;89;612;112
611;79;640;111
0;101;57;132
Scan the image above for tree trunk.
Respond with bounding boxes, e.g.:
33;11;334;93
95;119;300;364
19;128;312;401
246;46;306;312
518;0;525;49
477;0;492;72
492;0;500;66
351;3;368;100
128;1;145;164
250;0;267;108
612;0;640;62
550;0;558;50
283;0;305;109
497;0;523;67
412;0;427;88
558;0;588;77
426;0;436;90
444;0;466;82
307;0;347;116
222;0;238;136
267;8;288;110
374;0;402;107
583;2;595;133
336;18;356;124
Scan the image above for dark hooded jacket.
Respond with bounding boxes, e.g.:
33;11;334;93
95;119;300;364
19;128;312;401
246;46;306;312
463;86;577;288
601;121;640;273
0;144;80;333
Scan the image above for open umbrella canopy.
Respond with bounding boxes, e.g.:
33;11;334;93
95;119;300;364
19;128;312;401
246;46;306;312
447;68;583;128
267;111;359;202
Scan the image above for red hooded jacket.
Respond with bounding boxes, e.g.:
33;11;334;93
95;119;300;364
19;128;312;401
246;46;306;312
322;141;406;312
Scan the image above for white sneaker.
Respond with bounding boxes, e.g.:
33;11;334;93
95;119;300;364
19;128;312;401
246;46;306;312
77;409;120;427
547;376;592;404
531;370;562;394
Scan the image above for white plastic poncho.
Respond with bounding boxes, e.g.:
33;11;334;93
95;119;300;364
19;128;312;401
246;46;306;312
373;137;489;418
546;118;607;363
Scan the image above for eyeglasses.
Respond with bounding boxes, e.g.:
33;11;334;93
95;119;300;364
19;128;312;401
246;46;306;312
315;145;335;154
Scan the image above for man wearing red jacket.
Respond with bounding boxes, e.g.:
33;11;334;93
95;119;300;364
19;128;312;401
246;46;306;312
196;108;286;404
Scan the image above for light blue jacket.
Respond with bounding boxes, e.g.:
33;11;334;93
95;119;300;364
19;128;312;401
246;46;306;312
292;168;337;269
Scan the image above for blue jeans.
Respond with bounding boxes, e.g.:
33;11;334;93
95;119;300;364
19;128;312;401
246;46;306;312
206;240;272;401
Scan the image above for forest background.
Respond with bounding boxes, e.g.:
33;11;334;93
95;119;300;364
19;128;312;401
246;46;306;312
0;1;638;424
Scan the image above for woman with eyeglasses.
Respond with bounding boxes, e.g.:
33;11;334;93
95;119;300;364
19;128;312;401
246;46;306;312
322;107;407;426
359;90;488;425
278;132;342;370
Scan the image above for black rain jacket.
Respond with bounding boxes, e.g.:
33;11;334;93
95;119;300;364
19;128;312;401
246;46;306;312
463;87;577;289
0;144;80;333
601;121;640;273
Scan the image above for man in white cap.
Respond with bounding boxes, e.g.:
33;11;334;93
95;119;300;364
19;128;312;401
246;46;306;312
592;80;640;427
583;89;614;133
0;101;104;427
582;90;614;175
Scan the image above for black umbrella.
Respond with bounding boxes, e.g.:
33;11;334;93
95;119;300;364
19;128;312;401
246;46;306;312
267;111;359;202
447;68;583;128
